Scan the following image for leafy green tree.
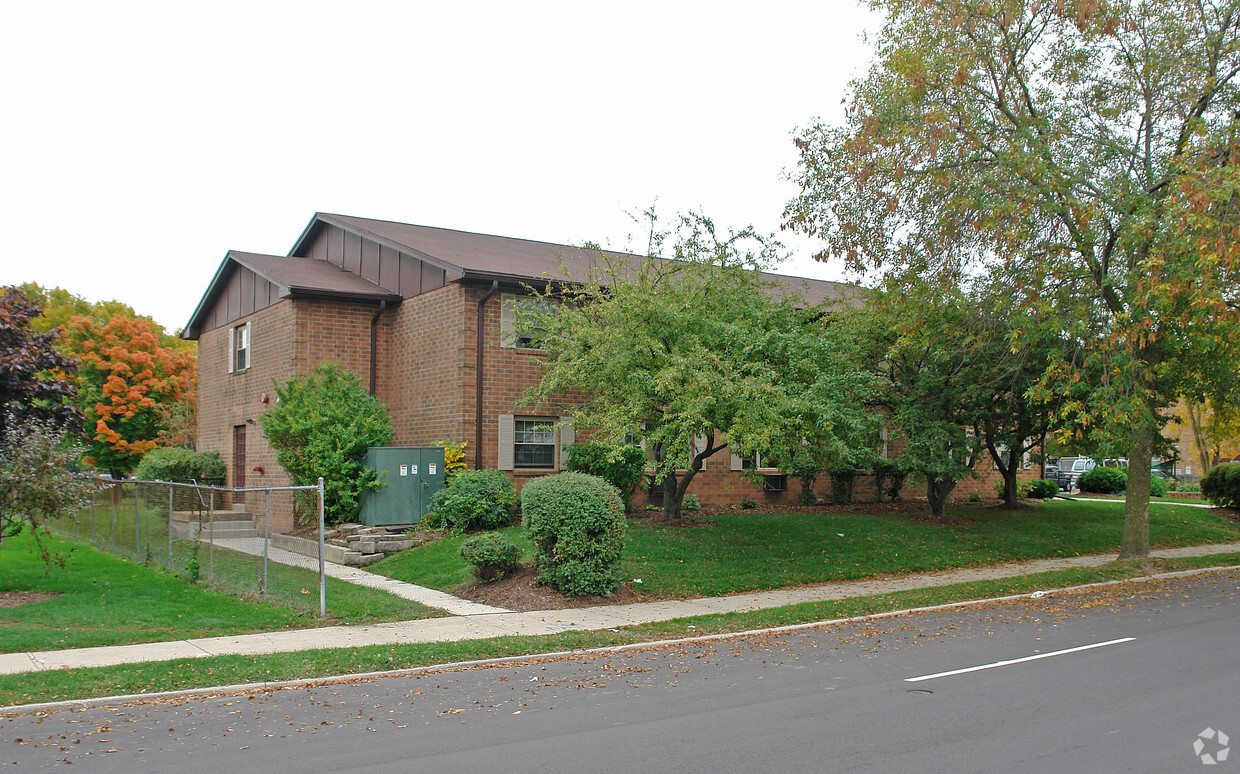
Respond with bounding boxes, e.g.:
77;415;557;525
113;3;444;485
966;274;1063;508
20;282;194;355
523;211;875;520
786;0;1240;555
259;363;393;525
853;284;982;519
0;287;81;440
0;415;95;563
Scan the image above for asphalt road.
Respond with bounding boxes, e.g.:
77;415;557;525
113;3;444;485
5;568;1239;773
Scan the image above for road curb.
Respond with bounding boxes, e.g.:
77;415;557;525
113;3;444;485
5;562;1237;717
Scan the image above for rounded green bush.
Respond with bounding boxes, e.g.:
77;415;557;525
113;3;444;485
427;469;517;531
1026;479;1060;499
1201;462;1240;508
134;447;226;482
521;472;626;596
1149;475;1168;498
460;532;522;582
1077;466;1127;494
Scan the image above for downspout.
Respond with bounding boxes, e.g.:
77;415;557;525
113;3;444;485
369;300;386;396
475;280;500;469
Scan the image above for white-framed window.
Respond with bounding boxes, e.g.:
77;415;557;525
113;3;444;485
497;415;574;471
499;293;555;350
991;445;1034;470
730;450;778;473
640;428;704;473
229;322;251;373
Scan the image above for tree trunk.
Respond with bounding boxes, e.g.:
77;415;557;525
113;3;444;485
926;475;957;520
1002;465;1019;508
1186;403;1212;476
1120;422;1155;559
661;467;700;521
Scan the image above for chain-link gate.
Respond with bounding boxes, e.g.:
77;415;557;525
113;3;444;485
46;476;329;617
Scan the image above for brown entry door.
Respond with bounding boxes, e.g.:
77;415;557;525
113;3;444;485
233;425;246;503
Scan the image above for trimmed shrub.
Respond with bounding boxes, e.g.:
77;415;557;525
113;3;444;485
565;442;647;509
1201;462;1240;508
133;446;228;511
682;493;701;511
1025;479;1061;500
134;446;226;482
521;472;626;596
1077;466;1127;494
460;532;522;582
1149;475;1168;498
427;469;517;531
996;479;1043;500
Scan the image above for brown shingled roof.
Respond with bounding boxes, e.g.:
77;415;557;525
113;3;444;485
312;213;854;305
231;251;400;300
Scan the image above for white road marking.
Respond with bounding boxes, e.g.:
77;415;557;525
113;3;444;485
905;637;1136;682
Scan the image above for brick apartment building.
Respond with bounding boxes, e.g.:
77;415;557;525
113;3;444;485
184;212;1025;527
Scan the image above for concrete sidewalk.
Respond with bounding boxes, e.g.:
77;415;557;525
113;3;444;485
210;537;510;615
3;541;1238;677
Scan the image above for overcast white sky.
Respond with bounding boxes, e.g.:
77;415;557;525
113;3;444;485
1;1;878;332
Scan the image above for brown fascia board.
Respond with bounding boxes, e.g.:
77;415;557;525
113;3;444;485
458;269;576;293
290;212;466;282
181;251;248;340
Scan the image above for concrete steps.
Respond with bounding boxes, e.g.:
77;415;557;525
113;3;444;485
170;509;260;540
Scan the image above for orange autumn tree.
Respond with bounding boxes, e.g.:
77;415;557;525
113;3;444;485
61;315;194;477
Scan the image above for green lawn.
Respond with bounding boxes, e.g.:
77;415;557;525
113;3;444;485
0;531;441;654
374;499;1240;598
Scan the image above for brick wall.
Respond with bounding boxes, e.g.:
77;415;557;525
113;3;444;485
380;285;472;448
196;297;383;531
197;285;1043;528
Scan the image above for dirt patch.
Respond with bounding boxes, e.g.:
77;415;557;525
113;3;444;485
0;591;58;608
1216;506;1240;524
454;564;659;612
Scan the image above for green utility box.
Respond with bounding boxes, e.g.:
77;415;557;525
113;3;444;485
358;447;446;526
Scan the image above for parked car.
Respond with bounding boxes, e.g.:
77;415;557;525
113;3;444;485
1061;457;1096;490
1042;464;1072;491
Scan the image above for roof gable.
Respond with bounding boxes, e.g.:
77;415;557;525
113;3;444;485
182;250;400;339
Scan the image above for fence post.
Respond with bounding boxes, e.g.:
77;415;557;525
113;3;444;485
318;477;326;619
134;482;141;558
262;489;270;600
110;483;117;550
168;483;174;567
207;491;214;584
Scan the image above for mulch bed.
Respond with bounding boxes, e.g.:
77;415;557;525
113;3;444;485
454;564;657;612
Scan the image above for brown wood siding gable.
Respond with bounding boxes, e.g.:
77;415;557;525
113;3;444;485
296;221;440;300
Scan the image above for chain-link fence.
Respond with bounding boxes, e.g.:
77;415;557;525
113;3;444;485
46;477;329;617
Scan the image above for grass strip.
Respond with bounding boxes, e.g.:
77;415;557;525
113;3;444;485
5;552;1238;709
